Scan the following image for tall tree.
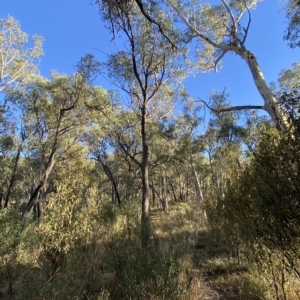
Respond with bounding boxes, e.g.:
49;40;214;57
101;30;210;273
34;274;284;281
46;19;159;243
20;59;109;218
163;0;289;132
103;1;288;132
100;1;183;242
0;16;43;208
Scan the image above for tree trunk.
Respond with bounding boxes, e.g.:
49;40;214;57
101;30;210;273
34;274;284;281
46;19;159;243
194;169;204;207
152;184;156;206
141;105;149;218
22;150;56;218
4;143;22;208
0;192;3;209
234;48;288;132
169;180;178;202
162;170;168;213
141;105;150;246
100;160;121;206
168;0;288;132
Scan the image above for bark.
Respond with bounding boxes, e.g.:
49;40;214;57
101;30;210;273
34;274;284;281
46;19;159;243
169;180;178;202
193;169;204;207
152;184;156;206
22;150;56;218
141;105;149;220
201;101;263;114
234;48;288;132
4;143;22;208
141;105;150;247
162;170;168;213
0;192;3;209
98;159;121;206
33;202;41;218
111;184;115;204
190;152;204;206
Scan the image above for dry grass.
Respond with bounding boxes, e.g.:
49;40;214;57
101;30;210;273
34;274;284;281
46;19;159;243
1;200;299;299
151;202;276;300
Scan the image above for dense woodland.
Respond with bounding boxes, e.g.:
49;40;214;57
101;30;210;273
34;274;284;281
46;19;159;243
0;0;300;299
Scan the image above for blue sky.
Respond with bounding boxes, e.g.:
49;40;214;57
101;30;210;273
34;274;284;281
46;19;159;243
1;0;299;108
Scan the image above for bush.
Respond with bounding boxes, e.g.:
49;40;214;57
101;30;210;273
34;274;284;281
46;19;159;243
209;123;300;299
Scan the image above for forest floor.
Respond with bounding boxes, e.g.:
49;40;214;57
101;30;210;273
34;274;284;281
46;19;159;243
150;203;270;300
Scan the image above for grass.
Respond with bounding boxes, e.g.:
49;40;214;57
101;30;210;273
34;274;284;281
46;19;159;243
151;202;276;300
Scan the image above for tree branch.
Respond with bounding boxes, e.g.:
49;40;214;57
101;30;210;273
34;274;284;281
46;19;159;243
115;138;142;168
221;0;237;38
214;49;227;72
166;0;230;52
134;0;177;49
240;1;252;47
200;98;263;114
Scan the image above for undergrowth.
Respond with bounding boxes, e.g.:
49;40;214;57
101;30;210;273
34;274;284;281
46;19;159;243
0;199;298;299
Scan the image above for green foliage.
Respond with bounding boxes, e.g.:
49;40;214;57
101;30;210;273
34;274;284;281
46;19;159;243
284;0;300;48
208;119;300;298
97;201;118;225
101;219;190;299
0;207;23;296
0;15;43;91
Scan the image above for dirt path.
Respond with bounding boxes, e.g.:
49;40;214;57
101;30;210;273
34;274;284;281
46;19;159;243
193;230;252;300
151;205;266;300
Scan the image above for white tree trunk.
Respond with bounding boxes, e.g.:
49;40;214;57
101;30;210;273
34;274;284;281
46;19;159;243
234;48;288;132
194;169;204;207
166;0;288;133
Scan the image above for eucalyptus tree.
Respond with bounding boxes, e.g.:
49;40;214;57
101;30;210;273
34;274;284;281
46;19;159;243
100;1;289;132
0;15;43;208
20;61;109;218
162;0;289;132
99;1;184;233
0;16;43;92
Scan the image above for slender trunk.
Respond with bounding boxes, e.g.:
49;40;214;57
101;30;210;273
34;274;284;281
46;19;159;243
152;184;155;206
4;143;22;208
111;184;115;204
169;180;177;202
141;104;150;246
100;161;121;206
22;150;56;218
194;169;204;207
186;174;189;202
141;105;149;219
162;170;168;213
0;192;3;209
33;202;41;218
190;153;204;207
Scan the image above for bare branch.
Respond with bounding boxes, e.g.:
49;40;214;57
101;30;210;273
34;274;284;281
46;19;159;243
199;98;263;114
214;49;227;72
236;0;257;24
221;0;237;38
240;2;252;46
